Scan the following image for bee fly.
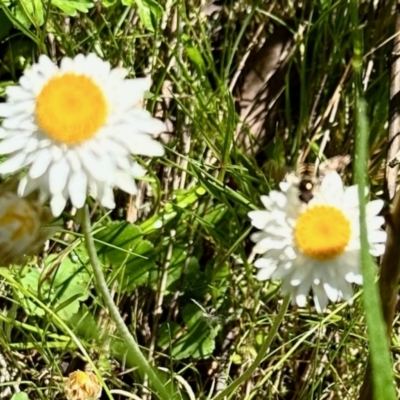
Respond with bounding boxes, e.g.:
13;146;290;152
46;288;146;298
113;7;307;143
288;155;351;204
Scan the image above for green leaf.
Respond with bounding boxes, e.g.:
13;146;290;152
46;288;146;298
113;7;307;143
0;10;12;40
52;258;90;320
17;0;44;26
126;0;163;32
11;393;29;400
95;221;143;266
171;319;219;360
118;239;156;291
69;305;100;340
100;0;117;6
19;252;91;320
156;322;181;349
149;245;199;294
51;0;94;16
20;269;45;317
169;304;220;360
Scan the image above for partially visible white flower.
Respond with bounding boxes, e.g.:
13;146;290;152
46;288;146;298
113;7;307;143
0;53;165;216
0;191;53;266
248;171;386;313
64;369;101;400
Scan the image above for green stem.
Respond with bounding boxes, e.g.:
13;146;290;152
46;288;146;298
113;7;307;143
211;295;290;400
82;205;176;400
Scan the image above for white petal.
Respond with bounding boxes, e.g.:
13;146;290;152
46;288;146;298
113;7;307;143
29;148;52;178
18;175;39;197
127;137;165;156
115;172;137;194
323;282;340;302
269;190;287;208
295;294;307;307
345;271;363;285
0;103;21;117
119;77;152;104
99;184;115;209
366;200;384;216
260;195;273;209
49;158;70;195
80;149;104;181
6;85;33;101
0;128;11;139
368;230;387;244
65;149;82;172
369;243;386;257
312;284;329;313
0;135;30;154
0;152;27;174
37;54;58;78
50;193;67;217
2;114;35;130
131;162;146;177
68;171;88;208
257;266;276;281
248;210;271;229
60;56;74;72
127;114;166;135
321;171;343;193
343;185;359;207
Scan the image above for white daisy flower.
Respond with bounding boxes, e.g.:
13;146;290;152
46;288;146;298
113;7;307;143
248;171;386;313
0;53;165;216
0;191;53;266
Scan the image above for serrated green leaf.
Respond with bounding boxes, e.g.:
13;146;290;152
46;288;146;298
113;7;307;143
18;0;44;26
51;0;94;16
13;4;32;28
129;0;163;32
165;304;220;360
171;319;219;360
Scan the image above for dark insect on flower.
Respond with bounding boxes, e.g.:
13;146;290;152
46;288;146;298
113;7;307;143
287;155;351;204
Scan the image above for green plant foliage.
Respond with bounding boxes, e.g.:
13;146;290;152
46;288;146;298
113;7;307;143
52;0;93;16
122;0;163;32
19;253;90;320
149;244;201;294
157;303;220;360
11;393;29;400
1;0;93;27
14;0;43;27
95;221;156;291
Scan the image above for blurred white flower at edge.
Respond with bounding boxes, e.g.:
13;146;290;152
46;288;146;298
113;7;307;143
0;53;165;217
0;188;54;266
248;171;387;313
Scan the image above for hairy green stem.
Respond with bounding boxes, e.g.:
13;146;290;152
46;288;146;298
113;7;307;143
82;205;176;400
211;295;290;400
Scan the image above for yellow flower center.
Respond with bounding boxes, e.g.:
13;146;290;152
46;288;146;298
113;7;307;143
0;200;38;240
35;73;108;144
294;205;351;261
